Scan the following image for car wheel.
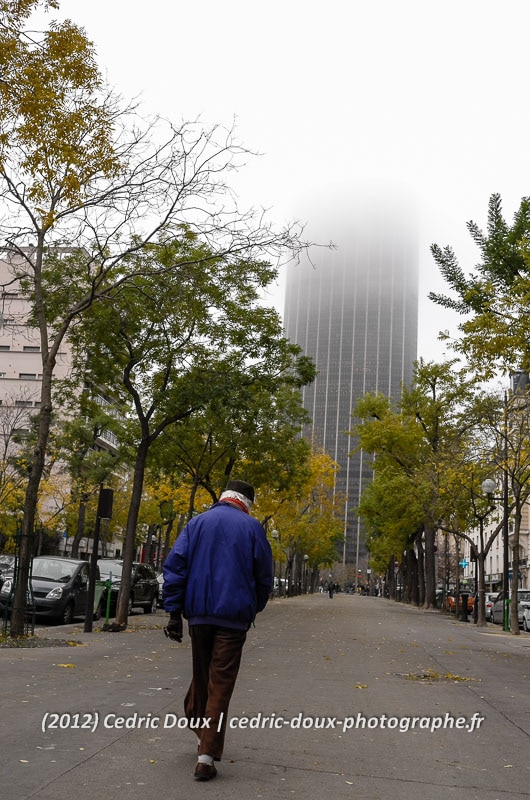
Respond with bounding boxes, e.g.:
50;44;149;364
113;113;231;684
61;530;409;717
61;601;75;625
145;595;157;614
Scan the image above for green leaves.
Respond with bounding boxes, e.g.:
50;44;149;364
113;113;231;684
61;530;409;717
352;361;486;578
429;193;530;376
65;233;316;515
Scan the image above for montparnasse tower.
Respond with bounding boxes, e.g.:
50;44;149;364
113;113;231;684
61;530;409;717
283;188;418;572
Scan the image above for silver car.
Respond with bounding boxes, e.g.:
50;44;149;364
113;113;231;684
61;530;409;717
492;590;530;628
484;592;498;621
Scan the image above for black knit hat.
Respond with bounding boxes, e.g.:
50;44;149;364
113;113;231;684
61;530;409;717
224;480;255;503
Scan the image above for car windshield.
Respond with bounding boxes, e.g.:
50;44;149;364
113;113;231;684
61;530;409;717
32;558;75;582
98;562;123;579
518;591;530;603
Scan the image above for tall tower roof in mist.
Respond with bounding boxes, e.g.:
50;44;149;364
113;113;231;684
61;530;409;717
284;189;418;567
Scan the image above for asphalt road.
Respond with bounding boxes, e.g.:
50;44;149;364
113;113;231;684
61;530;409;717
1;594;529;800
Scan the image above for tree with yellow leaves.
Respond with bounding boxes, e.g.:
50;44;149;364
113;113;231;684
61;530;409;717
256;451;344;595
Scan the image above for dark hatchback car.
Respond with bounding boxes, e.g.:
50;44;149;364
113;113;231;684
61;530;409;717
97;559;159;615
0;555;100;624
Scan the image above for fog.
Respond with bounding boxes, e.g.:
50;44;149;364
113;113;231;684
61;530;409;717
39;0;530;363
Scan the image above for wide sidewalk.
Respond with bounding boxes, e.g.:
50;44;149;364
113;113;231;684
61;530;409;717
1;593;530;800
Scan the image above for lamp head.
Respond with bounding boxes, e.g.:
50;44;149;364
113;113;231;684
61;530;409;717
481;478;497;496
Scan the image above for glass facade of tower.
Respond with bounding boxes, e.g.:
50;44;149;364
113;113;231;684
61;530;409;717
284;202;418;568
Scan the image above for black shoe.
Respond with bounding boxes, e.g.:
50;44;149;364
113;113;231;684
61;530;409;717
194;762;217;781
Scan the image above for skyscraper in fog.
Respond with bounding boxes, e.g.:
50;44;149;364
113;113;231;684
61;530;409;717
284;193;418;569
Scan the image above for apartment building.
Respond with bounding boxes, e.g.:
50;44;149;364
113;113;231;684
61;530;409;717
0;250;122;557
460;508;529;592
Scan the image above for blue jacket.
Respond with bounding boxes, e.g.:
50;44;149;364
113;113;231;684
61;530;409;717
162;501;273;630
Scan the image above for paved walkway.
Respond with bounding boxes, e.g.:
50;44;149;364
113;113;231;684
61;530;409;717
1;594;530;800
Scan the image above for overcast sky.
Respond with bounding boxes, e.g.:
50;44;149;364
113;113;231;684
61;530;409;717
48;0;530;363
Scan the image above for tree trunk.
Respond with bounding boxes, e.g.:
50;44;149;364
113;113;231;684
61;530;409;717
292;552;302;595
187;479;199;522
114;440;149;629
423;520;437;609
416;531;425;607
403;551;412;604
475;550;487;627
454;535;461;616
510;504;522;635
407;548;419;606
387;557;396;600
10;360;53;636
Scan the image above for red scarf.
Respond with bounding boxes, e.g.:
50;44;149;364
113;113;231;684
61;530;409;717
219;498;249;514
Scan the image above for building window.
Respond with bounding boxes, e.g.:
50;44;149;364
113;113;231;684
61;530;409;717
23;346;40;353
13;428;30;437
19;373;37;380
15;400;33;407
0;345;10;351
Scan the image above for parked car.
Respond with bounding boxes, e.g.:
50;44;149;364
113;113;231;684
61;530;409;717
484;592;498;621
491;589;530;627
0;553;15;591
0;555;101;624
523;605;530;632
97;559;159;615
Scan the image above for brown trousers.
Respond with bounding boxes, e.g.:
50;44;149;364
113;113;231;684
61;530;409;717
184;624;247;761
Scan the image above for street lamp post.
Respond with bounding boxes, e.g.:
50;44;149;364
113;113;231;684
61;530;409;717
482;476;510;632
502;468;510;632
458;554;470;622
154;524;162;571
467;478;497;626
502;390;511;633
158;500;175;570
471;544;479;623
84;486;114;633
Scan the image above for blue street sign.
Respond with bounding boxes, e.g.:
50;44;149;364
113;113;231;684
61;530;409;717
459;558;469;569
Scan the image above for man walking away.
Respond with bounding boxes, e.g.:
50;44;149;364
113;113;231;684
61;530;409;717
162;480;273;781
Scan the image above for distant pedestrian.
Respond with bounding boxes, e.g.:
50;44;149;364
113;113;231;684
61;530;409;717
162;480;273;781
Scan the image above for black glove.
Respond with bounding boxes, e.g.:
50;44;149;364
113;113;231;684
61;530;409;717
164;612;183;642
